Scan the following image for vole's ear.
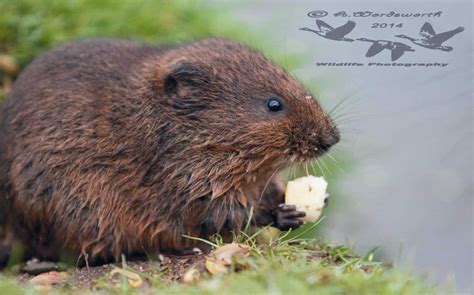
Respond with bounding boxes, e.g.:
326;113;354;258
162;61;208;94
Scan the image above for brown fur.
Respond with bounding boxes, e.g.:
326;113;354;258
0;38;339;265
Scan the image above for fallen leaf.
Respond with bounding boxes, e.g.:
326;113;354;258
204;243;252;275
205;258;228;275
110;268;144;288
29;271;68;286
212;243;250;265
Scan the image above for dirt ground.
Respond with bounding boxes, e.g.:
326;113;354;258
15;255;206;290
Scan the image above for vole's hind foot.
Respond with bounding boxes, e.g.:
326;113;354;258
272;204;306;231
0;245;10;269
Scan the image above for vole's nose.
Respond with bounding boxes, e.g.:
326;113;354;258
318;125;340;153
326;126;340;147
294;117;341;160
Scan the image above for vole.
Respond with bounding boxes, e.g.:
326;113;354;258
0;38;339;265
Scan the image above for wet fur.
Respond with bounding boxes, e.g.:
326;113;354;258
0;38;339;265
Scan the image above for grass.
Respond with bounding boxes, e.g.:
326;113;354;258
0;227;439;294
0;0;242;67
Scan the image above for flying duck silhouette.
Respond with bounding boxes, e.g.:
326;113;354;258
300;20;356;42
395;22;464;52
357;38;415;61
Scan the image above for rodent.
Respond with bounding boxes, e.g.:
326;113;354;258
0;37;340;265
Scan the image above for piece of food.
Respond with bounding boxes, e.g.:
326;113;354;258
285;175;328;223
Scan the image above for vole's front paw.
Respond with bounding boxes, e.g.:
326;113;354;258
272;204;306;231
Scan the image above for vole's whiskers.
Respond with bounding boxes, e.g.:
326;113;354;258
332;112;364;125
310;161;316;175
328;89;367;146
329;92;355;117
258;164;282;204
315;160;326;179
328;88;363;117
337;127;362;134
326;152;345;173
320;157;332;176
291;165;297;179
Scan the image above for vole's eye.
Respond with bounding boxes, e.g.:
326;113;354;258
266;97;284;112
164;75;177;92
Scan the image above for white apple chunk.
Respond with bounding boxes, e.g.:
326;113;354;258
285;175;328;223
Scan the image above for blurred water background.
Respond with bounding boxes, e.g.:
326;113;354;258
223;0;473;291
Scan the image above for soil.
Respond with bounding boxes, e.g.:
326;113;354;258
15;255;206;290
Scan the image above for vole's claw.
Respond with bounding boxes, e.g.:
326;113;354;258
272;203;306;231
281;210;306;219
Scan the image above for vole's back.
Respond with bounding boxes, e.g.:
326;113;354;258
0;39;170;262
5;39;162;117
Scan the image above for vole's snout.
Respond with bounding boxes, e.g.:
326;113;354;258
288;119;340;162
307;119;340;159
319;124;340;152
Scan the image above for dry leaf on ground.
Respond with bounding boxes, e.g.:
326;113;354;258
212;243;250;265
29;271;68;286
110;268;145;289
205;258;229;275
205;243;251;275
